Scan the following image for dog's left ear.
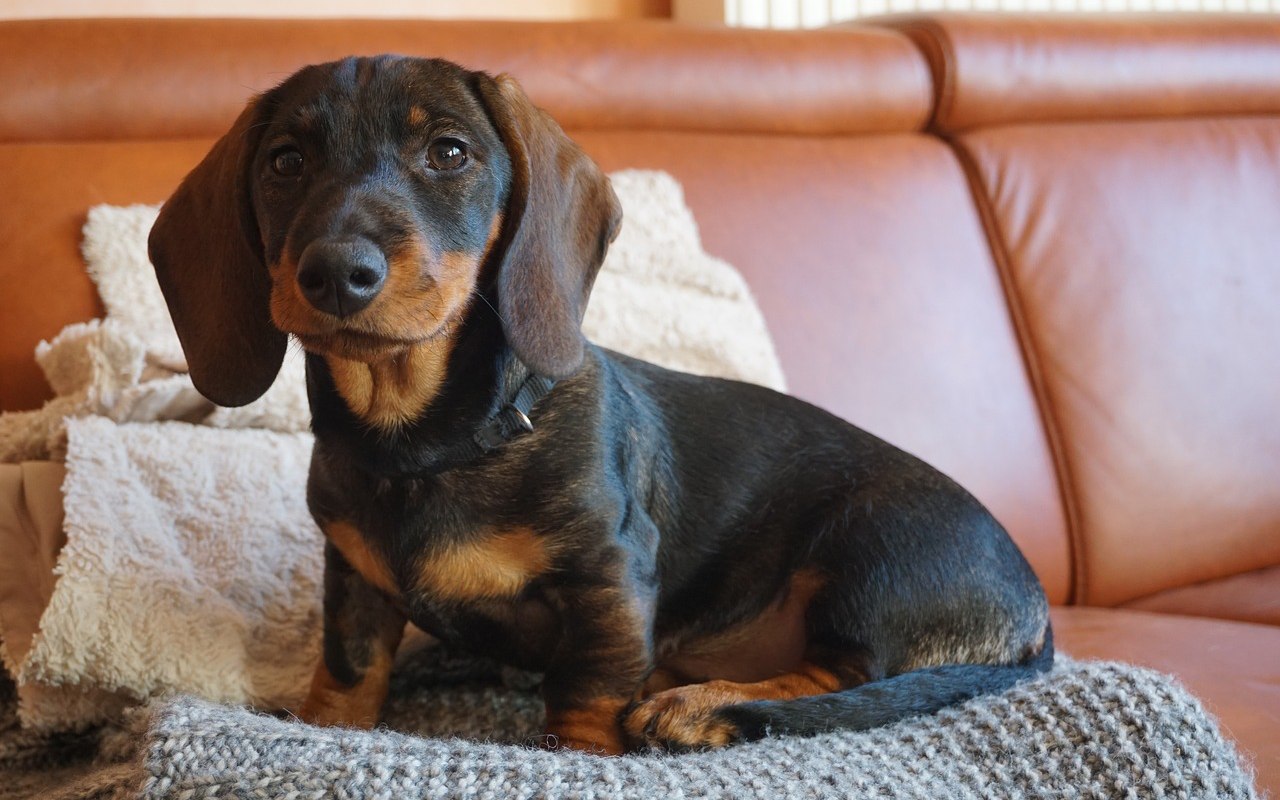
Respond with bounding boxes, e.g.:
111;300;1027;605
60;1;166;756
474;73;622;379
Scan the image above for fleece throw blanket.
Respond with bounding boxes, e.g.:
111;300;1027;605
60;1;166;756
4;652;1259;799
21;419;321;719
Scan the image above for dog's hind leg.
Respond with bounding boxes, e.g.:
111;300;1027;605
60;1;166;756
622;647;875;751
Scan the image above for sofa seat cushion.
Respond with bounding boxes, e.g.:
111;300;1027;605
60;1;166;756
1052;606;1280;796
1122;565;1280;628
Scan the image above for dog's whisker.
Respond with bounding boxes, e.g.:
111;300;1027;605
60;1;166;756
472;291;507;327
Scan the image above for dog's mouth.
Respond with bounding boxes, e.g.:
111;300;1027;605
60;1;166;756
291;320;454;362
293;328;419;360
270;269;460;362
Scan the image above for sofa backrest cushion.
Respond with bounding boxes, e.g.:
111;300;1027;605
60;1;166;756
888;14;1280;606
887;13;1280;133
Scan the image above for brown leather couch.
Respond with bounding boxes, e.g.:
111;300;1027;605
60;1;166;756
1;13;1277;794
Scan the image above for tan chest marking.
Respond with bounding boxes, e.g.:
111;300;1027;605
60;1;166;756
416;527;551;601
326;342;452;431
325;521;399;597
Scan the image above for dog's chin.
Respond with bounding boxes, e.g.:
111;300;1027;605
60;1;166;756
274;294;467;363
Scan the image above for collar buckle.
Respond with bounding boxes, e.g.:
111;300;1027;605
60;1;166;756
470;372;551;454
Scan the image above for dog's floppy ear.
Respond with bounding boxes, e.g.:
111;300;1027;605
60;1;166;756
148;98;286;407
474;73;622;379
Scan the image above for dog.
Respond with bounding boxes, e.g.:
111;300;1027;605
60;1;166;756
147;55;1052;755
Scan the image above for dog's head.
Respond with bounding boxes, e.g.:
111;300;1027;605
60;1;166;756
149;57;622;407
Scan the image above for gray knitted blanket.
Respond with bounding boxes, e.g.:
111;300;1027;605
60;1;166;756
3;649;1260;799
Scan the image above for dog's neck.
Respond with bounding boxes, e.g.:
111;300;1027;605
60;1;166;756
303;311;533;477
322;342;455;432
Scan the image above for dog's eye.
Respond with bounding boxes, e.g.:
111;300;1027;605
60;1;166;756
427;139;468;171
272;148;304;177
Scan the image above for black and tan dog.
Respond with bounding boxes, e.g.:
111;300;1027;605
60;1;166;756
147;56;1051;755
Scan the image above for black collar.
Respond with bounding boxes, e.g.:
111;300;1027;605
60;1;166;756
431;368;556;469
309;350;556;479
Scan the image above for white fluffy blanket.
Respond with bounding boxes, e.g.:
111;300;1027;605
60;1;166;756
0;171;786;731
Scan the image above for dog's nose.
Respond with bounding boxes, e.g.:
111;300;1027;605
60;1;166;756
296;239;388;318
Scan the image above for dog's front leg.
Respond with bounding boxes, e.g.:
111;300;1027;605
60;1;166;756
298;541;406;728
542;581;655;755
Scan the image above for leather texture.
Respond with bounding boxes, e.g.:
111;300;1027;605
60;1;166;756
882;13;1280;132
957;118;1280;608
0;140;208;412
0;18;930;143
1123;565;1280;627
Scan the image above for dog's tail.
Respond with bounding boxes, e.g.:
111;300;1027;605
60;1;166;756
721;625;1055;740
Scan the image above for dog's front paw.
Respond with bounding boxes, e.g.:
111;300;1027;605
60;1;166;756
544;698;629;756
297;691;379;729
623;682;744;751
296;661;387;729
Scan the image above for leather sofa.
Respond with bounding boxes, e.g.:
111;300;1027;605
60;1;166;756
0;13;1276;794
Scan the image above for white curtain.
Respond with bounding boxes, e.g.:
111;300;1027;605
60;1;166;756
676;0;1280;27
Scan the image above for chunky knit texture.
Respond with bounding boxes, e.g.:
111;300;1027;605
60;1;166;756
1;648;1261;798
129;653;1259;800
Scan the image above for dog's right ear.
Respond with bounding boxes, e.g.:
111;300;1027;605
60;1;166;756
148;98;286;407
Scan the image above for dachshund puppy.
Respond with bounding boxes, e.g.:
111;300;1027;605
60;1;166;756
148;56;1051;755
